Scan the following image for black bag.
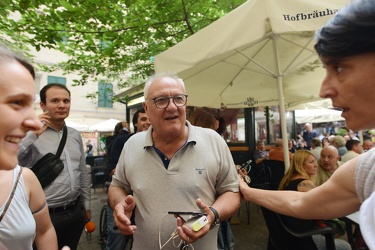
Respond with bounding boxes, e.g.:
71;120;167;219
31;127;67;188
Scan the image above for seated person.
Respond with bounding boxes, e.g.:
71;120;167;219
250;141;269;184
278;150;351;250
288;139;296;154
253;140;268;166
341;139;363;163
330;135;347;158
311;138;322;161
321;137;330;148
315;146;342;186
268;139;293;162
362;139;373;152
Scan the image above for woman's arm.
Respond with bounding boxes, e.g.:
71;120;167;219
23;168;58;250
239;159;361;220
297;179;315;192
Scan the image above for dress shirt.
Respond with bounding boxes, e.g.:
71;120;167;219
253;150;267;164
18;125;90;209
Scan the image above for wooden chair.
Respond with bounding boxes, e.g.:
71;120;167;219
261;206;336;250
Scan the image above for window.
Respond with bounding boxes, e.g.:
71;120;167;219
98;81;113;108
220;108;246;144
47;76;66;85
254;106;294;144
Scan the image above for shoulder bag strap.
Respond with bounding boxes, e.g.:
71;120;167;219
56;126;68;158
0;167;23;222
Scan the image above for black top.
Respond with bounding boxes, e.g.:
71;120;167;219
105;132;134;181
280;178;318;250
106;129;129;156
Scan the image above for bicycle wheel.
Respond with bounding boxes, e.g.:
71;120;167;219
99;204;108;250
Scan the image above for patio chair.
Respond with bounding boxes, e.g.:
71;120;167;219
249;164;272;190
261;206;336;250
263;160;285;190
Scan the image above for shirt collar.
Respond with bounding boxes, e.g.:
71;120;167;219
143;121;197;148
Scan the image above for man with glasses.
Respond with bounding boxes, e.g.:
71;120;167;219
108;72;240;249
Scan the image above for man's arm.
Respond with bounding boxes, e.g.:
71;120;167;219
210;191;241;222
18;131;38;166
108;184;127;209
108;185;137;235
255;153;267;165
240;158;361;219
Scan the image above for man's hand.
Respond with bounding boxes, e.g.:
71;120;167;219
113;195;137;235
34;111;50;136
109;168;116;176
85;210;92;221
175;198;212;244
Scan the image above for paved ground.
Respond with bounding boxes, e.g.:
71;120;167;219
77;187;268;250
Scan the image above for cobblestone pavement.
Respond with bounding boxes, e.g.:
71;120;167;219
77;188;268;250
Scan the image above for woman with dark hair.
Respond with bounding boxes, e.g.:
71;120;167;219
239;1;375;248
0;44;58;249
188;107;218;130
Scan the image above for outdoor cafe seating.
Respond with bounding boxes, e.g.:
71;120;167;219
261;206;336;250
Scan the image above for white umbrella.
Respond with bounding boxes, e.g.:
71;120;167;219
65;121;91;132
295;109;345;124
88;118;121;132
155;0;349;168
287;98;334;110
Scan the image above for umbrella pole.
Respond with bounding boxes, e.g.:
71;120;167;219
277;75;290;171
273;34;290;171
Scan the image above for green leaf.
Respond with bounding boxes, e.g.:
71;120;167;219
0;0;246;94
59;0;75;11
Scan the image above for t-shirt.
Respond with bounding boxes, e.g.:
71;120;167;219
355;148;375;202
111;122;239;250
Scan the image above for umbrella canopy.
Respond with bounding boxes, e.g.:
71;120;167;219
295;109;345;124
65;121;91;132
287;98;334;110
155;0;349;108
155;0;349;168
88;118;122;132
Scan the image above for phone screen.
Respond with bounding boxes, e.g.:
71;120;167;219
168;211;207;216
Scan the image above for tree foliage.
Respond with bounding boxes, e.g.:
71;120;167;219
0;0;245;89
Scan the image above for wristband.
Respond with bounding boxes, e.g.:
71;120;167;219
209;206;220;228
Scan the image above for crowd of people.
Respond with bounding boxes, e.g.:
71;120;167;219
2;0;375;249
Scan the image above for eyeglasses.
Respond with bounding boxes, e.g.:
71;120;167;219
148;94;188;109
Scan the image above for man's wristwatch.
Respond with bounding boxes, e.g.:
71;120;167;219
209;206;220;228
